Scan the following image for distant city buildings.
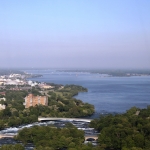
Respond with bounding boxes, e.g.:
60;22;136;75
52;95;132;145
0;72;59;99
0;75;26;85
23;94;48;108
0;72;57;109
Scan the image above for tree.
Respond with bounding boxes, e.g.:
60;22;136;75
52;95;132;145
3;107;11;117
134;134;144;148
0;144;24;150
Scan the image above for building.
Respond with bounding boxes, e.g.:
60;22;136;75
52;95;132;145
0;104;6;110
27;80;38;87
4;79;18;85
0;92;6;96
39;83;53;89
0;97;6;110
23;94;48;108
4;79;25;85
0;97;6;101
0;82;4;85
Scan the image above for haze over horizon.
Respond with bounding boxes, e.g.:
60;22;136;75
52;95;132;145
0;0;150;69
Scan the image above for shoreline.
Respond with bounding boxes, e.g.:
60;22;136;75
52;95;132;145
25;70;150;115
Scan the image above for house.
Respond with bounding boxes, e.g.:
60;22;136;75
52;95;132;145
0;92;6;96
0;104;6;110
39;84;53;89
0;81;4;85
0;97;6;110
23;94;48;108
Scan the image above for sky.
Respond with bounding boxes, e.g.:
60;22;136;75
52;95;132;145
0;0;150;69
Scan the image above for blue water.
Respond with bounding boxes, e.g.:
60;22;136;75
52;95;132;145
25;69;150;114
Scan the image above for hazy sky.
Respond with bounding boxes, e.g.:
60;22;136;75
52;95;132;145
0;0;150;69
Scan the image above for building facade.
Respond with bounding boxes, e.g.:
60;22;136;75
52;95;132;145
24;94;48;108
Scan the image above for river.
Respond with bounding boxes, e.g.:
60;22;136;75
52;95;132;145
25;69;150;115
1;69;150;148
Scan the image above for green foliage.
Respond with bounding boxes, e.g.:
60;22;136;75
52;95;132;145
47;85;94;117
2;107;11;117
0;120;4;130
31;88;42;96
59;84;87;97
5;90;27;111
6;91;27;101
90;106;150;149
16;125;104;150
48;84;94;117
16;126;84;149
0;144;24;150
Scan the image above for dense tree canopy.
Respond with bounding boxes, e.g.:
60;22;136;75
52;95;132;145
16;125;84;149
15;125;103;150
0;144;24;150
90;106;150;150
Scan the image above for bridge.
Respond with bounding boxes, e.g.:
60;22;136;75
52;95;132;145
0;134;15;139
0;133;98;142
38;117;92;122
85;135;98;141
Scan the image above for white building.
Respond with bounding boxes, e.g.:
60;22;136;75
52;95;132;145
0;97;6;110
28;80;38;86
5;80;18;85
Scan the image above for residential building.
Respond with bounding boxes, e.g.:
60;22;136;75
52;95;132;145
39;84;53;89
0;92;6;96
24;94;48;108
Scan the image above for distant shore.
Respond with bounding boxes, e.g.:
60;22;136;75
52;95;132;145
57;69;150;77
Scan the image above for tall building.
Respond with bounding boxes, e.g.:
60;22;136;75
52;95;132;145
24;94;48;108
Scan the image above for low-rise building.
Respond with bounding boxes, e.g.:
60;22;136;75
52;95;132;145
39;83;53;89
0;97;6;101
5;80;18;85
0;104;6;110
0;97;6;110
0;92;6;96
0;81;4;85
28;81;38;87
23;94;48;108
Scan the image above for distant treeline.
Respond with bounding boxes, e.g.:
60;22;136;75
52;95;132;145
58;69;150;77
0;69;42;78
0;69;25;75
90;106;150;150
